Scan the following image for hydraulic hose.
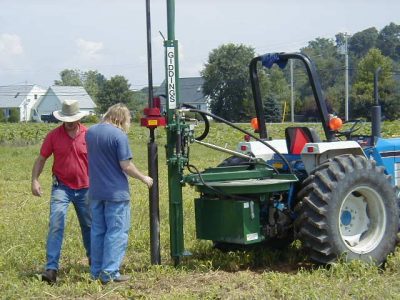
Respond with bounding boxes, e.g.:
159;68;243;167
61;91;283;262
187;108;294;174
181;103;210;141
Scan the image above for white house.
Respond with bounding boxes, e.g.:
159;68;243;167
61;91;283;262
0;84;46;122
33;86;97;120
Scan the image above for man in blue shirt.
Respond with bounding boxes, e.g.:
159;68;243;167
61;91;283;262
86;103;153;284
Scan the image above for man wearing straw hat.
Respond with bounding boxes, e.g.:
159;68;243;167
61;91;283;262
31;100;91;284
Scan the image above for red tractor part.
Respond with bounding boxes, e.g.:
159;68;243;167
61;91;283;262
140;107;166;129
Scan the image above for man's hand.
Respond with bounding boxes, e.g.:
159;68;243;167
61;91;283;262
31;179;42;197
142;176;153;189
31;155;47;197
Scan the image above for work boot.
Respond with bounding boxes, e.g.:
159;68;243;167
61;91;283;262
101;274;131;285
42;269;57;284
114;274;131;282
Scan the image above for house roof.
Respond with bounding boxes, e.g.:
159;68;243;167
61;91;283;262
157;77;206;104
46;86;96;108
0;84;36;108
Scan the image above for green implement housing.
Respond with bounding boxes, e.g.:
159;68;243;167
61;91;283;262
185;164;297;245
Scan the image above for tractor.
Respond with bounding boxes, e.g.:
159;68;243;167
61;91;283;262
154;0;399;266
165;52;400;266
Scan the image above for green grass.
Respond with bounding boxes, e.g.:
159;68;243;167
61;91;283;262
1;122;400;299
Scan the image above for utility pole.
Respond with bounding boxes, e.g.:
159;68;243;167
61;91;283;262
344;33;349;121
290;59;294;123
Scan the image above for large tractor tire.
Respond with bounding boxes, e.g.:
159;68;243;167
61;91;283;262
295;154;399;265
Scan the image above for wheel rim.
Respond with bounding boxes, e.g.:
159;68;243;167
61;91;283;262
339;186;386;253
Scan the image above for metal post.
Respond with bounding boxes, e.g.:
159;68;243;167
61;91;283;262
148;130;161;264
145;0;161;265
372;67;382;138
374;67;382;106
290;59;294;123
344;34;349;121
165;0;185;265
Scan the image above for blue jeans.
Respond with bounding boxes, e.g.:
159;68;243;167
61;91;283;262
90;199;130;282
46;183;91;270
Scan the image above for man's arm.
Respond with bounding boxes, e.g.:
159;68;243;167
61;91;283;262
31;155;47;197
119;160;153;189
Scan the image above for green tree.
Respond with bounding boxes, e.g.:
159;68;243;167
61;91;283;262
294;38;344;119
351;48;397;119
130;89;149;121
377;22;400;62
82;70;106;104
301;96;334;122
268;67;290;107
349;27;379;58
240;65;270;120
264;94;281;123
302;38;343;90
54;69;82;86
201;43;255;122
324;85;343;115
97;75;134;113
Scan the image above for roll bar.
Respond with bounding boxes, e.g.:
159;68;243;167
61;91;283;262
249;52;336;142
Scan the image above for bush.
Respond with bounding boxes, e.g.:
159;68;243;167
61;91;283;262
0;110;6;122
81;114;100;123
8;108;20;123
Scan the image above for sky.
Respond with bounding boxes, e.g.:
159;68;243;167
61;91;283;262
0;0;399;90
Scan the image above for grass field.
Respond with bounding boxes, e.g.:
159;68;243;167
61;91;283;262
1;121;400;299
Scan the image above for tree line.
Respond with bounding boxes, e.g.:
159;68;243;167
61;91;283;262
202;22;400;122
54;22;400;123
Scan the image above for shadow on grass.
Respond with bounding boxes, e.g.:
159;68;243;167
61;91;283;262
15;242;318;285
19;268;43;282
18;260;93;285
181;239;317;274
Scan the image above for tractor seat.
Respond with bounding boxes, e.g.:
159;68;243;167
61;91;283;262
285;127;321;155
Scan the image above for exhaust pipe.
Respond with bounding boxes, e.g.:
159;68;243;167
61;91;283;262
371;67;381;139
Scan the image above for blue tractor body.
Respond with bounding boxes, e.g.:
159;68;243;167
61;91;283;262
364;138;400;188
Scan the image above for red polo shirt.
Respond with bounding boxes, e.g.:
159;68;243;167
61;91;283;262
40;123;89;189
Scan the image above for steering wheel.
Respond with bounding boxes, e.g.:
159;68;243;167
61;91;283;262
336;119;365;139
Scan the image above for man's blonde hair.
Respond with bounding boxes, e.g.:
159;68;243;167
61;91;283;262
102;103;131;132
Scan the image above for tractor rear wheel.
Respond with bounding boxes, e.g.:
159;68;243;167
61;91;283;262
295;154;399;265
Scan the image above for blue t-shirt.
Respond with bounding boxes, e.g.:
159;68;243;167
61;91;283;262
86;123;133;201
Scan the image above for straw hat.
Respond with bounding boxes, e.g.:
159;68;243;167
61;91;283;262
53;100;87;122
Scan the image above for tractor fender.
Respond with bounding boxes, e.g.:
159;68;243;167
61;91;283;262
300;141;366;174
236;139;288;161
365;137;400;188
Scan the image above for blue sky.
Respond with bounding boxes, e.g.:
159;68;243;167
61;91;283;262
0;0;398;89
